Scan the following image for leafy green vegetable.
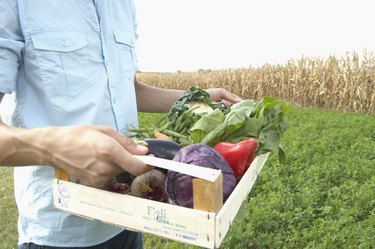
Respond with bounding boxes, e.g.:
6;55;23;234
222;100;255;137
167;86;222;122
190;100;255;147
189;108;224;143
130;87;290;162
256;124;281;154
130;86;225;146
254;97;291;160
225;118;263;142
189;96;291;162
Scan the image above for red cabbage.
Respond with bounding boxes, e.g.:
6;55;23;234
165;144;237;208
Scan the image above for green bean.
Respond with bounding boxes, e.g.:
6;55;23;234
158;121;173;132
162;129;188;139
128;127;153;133
176;116;194;133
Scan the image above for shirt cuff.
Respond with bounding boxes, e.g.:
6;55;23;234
0;58;17;93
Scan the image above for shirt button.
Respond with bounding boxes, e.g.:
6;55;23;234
94;26;100;32
105;59;109;66
62;40;70;47
112;98;117;104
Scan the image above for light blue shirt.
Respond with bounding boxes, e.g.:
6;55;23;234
0;0;140;246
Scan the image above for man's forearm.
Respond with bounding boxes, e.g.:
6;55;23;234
0;91;42;166
0;122;51;166
0;121;21;165
134;78;184;113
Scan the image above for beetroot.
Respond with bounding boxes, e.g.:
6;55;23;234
130;169;168;203
105;178;130;194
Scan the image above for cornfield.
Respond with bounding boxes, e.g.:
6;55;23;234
137;51;375;114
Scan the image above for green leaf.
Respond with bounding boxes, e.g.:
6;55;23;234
225;117;263;142
198;99;258;145
222;107;248;137
189;108;225;143
278;144;287;164
167;86;212;121
200;121;227;146
257;124;281;155
229;99;257;113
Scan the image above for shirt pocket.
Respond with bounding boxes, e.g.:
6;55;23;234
31;30;95;96
113;29;136;78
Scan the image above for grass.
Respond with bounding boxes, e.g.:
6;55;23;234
220;108;375;249
1;107;374;248
0;167;17;248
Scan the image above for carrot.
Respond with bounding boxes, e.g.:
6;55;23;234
153;130;172;141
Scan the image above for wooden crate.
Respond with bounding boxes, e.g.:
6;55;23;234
52;153;269;248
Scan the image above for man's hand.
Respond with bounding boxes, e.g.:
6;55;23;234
45;125;152;188
1;124;152;188
205;88;242;107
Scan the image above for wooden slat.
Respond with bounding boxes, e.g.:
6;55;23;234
54;156;222;183
193;173;223;213
134;155;221;182
53;179;216;248
214;153;269;246
54;167;69;181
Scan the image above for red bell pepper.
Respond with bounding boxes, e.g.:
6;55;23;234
213;138;258;179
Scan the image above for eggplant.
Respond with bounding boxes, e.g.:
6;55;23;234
144;139;181;174
144;138;181;160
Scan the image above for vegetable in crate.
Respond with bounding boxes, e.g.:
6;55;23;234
214;138;258;179
128;86;224;146
166;86;222;122
190;97;291;163
140;138;181;174
144;138;181;160
131;169;168;203
105;178;130;194
165;144;237;208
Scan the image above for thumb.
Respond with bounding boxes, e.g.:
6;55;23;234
122;140;149;155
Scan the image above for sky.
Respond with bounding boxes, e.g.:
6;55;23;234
135;0;375;72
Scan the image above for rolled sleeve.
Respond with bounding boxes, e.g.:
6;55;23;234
0;57;19;93
0;0;24;93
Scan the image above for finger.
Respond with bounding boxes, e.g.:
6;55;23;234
111;145;153;176
220;90;242;103
77;162;123;188
221;99;234;107
98;126;148;155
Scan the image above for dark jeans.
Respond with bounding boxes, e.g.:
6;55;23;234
18;230;143;249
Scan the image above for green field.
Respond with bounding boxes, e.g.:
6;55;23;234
1;107;374;249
